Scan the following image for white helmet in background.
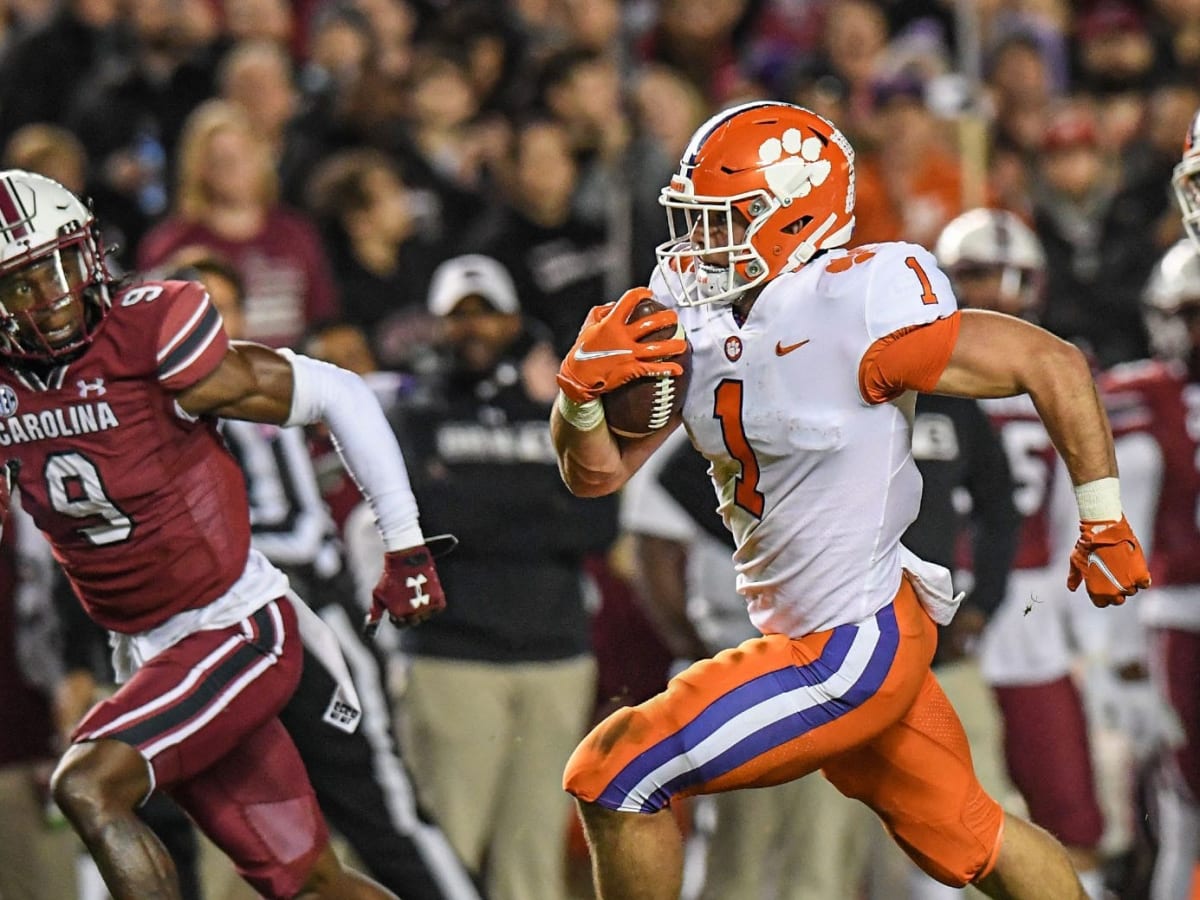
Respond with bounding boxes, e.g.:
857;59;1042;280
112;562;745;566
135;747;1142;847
0;169;113;363
1173;106;1200;253
934;208;1046;318
1143;239;1200;360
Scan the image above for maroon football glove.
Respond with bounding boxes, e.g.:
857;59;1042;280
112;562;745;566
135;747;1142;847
364;536;456;636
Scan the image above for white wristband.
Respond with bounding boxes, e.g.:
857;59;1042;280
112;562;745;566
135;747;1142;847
557;393;606;431
1074;477;1122;522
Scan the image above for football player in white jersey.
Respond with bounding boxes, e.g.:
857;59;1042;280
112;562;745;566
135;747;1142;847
549;101;1151;900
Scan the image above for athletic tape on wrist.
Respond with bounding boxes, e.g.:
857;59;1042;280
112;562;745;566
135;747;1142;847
1074;477;1123;522
557;393;606;431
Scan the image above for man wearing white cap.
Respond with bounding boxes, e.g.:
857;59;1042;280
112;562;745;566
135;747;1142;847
388;254;616;900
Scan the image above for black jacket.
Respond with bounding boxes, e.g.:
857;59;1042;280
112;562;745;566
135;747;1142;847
904;394;1019;619
395;329;617;662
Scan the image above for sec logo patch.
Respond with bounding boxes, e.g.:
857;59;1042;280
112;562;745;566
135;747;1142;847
724;335;742;361
0;384;17;417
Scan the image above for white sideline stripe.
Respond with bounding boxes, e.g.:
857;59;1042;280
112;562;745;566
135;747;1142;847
87;635;244;738
618;617;883;812
156;295;210;361
323;606;484;899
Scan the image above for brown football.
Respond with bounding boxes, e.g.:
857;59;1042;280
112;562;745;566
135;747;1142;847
602;297;690;438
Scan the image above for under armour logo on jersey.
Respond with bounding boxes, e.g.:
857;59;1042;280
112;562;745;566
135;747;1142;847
406;573;431;607
77;378;105;397
758;129;831;201
0;385;17;417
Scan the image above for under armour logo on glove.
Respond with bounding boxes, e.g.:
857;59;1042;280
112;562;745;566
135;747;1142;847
363;536;456;636
1066;516;1152;608
406;573;430;607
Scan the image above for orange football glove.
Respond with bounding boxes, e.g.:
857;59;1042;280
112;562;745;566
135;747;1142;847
557;288;688;404
1066;516;1151;608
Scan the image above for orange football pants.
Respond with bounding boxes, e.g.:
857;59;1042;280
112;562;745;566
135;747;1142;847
564;576;1005;887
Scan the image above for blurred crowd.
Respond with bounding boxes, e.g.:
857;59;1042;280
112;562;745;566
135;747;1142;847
1;0;1199;898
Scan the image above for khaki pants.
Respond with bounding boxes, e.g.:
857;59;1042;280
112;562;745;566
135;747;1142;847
401;655;597;900
0;763;79;900
701;772;876;900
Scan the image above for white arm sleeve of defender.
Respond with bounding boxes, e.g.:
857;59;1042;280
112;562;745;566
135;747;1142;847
280;350;424;552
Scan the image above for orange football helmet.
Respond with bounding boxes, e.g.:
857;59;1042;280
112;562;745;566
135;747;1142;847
656;101;856;306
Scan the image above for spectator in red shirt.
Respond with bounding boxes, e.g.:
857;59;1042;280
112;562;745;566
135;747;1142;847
138;98;340;348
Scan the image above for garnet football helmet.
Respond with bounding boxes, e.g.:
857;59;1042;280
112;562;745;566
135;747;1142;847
0;170;113;363
1142;239;1200;361
656;101;856;307
1173;106;1200;253
933;208;1045;318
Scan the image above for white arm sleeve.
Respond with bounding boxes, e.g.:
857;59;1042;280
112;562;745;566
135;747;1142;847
280;350;423;552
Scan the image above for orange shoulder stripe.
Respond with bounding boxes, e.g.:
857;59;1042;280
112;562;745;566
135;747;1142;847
857;311;961;405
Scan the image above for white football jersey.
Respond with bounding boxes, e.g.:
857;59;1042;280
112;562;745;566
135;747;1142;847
650;242;959;636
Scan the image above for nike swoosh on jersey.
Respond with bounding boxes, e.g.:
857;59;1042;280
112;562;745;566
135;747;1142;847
775;339;811;356
574;346;634;361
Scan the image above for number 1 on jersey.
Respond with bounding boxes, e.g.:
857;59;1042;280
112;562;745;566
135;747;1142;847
905;256;938;305
713;379;764;518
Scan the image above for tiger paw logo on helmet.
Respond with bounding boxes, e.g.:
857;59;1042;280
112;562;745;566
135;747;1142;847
758;128;831;201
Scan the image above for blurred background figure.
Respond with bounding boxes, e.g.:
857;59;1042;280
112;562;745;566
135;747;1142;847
0;0;121;147
137;98;340;348
1100;237;1200;900
350;254;611;900
1033;102;1152;367
307;147;441;373
0;502;79;900
936;207;1119;900
217;38;300;169
66;0;220;265
466;117;613;357
852;74;964;248
161;249;484;900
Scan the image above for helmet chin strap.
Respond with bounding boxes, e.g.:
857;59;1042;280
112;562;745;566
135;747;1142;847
784;213;852;272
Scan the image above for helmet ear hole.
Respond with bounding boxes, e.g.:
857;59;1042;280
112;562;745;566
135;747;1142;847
783;215;812;236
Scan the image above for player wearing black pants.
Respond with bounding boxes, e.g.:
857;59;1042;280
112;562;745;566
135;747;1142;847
165;257;484;899
220;416;484;900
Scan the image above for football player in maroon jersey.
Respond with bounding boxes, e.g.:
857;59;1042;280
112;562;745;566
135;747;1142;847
0;169;447;899
934;209;1111;898
1101;217;1200;899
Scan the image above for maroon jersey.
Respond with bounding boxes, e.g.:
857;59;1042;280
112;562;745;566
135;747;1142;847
0;280;251;633
1101;359;1200;587
981;395;1062;570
